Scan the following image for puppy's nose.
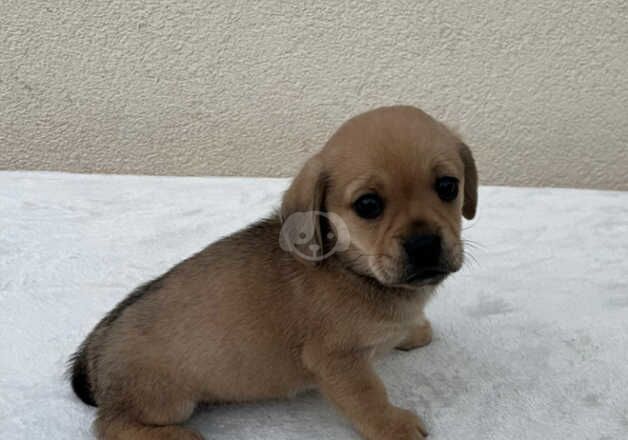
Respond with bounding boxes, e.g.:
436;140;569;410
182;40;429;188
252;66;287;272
403;234;441;269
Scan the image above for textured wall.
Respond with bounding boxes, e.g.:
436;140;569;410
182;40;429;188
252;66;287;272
1;1;627;189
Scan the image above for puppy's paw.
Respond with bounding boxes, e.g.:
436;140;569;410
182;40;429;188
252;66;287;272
148;427;205;440
178;429;205;440
396;320;433;351
370;407;428;440
154;427;205;440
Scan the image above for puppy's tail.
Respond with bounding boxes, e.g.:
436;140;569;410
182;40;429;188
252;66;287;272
68;276;167;407
70;341;96;406
69;342;97;406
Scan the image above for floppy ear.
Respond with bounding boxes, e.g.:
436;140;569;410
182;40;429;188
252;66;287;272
279;155;328;264
459;143;478;220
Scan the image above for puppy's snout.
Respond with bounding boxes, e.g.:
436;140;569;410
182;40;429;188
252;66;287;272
403;234;443;280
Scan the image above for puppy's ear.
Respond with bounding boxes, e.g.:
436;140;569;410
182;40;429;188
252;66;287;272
459;143;478;220
279;155;328;264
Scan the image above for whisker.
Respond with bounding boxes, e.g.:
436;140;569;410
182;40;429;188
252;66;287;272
462;239;485;250
462;222;478;231
463;250;479;267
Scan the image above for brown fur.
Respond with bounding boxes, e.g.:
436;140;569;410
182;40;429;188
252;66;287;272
70;105;477;440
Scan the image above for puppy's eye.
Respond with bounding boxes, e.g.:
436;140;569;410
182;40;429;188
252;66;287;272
353;193;384;219
435;176;459;202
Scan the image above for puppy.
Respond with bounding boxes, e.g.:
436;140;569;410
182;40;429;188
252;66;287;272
70;105;477;440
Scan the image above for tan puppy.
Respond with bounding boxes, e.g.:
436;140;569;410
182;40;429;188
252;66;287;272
70;105;477;440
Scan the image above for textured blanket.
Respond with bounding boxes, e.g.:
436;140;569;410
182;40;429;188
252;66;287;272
1;171;627;439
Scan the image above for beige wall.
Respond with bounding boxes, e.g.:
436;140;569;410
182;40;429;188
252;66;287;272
1;1;627;190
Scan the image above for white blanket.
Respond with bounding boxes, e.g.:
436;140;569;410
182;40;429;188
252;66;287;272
1;171;627;439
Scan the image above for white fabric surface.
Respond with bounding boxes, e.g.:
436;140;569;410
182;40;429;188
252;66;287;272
1;171;627;440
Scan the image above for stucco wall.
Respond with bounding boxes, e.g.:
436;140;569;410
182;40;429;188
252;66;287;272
1;1;627;189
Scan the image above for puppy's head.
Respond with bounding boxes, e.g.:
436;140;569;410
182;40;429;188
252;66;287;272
281;105;477;288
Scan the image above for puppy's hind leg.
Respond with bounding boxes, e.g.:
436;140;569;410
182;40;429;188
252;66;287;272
94;401;203;440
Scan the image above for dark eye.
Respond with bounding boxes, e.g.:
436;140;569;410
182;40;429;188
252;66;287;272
353;193;384;219
435;176;459;202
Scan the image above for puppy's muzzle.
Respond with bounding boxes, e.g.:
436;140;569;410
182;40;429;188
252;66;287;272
402;234;449;283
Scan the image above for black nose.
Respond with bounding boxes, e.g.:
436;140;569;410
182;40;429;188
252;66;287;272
403;234;441;270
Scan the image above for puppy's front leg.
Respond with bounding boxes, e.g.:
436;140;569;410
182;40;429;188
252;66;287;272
396;318;433;351
303;345;428;440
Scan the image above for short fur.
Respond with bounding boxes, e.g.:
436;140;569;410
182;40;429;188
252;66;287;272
70;105;477;440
